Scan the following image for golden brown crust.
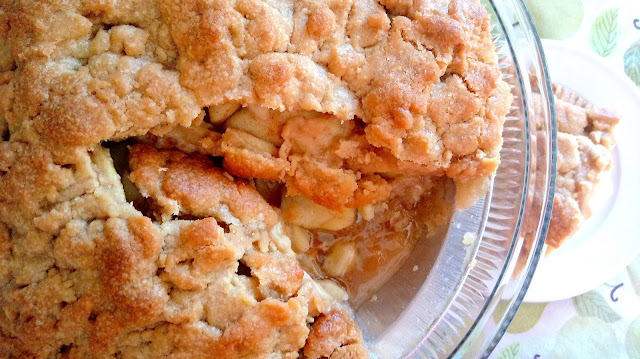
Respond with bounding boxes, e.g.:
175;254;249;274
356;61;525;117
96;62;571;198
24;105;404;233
0;142;365;358
3;0;202;159
157;0;510;179
2;0;509;213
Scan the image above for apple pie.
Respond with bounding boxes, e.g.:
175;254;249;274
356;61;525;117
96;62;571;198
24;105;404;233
0;0;511;357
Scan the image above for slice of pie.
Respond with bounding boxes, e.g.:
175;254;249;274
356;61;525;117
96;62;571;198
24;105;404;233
544;84;619;249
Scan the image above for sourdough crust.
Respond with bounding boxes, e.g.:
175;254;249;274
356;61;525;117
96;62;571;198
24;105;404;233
0;0;508;357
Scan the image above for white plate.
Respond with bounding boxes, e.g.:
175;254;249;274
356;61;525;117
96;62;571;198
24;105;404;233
524;40;640;303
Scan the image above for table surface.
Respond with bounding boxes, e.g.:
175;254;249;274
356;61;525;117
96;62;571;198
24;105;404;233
490;1;640;358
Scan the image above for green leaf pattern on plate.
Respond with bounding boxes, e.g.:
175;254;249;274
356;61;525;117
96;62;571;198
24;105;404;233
627;316;640;359
573;291;622;323
525;0;584;40
628;256;640;296
550;317;624;359
496;342;520;359
506;302;547;334
624;39;640;87
589;8;620;57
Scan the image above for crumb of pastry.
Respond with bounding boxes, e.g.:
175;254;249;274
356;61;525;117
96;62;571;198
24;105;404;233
304;310;369;359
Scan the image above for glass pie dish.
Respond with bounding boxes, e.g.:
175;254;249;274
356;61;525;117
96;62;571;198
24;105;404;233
352;1;557;358
0;0;554;357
